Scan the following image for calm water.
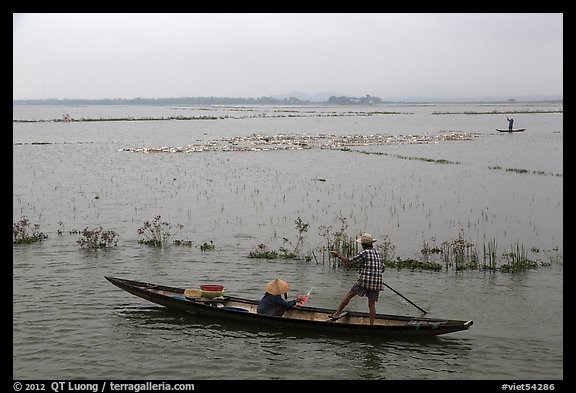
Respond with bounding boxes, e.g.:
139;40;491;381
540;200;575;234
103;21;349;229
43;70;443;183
13;103;563;380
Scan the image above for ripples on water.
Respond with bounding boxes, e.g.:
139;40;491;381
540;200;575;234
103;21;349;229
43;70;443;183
13;104;562;380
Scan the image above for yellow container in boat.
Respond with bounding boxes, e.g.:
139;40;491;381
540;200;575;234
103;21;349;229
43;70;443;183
184;288;202;300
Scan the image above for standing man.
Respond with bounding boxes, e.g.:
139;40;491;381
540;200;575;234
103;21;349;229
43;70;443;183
507;117;514;132
330;233;385;325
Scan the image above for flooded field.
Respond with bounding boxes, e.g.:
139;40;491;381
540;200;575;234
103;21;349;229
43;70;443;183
13;102;563;380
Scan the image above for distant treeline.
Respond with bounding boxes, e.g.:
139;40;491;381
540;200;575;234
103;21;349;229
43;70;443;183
13;95;383;106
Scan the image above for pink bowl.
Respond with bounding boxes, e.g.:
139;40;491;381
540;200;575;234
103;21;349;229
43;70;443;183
200;284;224;291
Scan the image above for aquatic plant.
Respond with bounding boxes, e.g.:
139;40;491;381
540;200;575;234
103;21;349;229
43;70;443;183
247;218;312;260
188;206;560;269
173;239;193;247
292;216;309;256
248;243;278;259
278;246;298;259
542;247;563;266
137;215;183;248
499;242;539;272
330;217;358;259
385;257;442;271
419;238;441;264
432;109;562;115
13;115;222;123
351;149;462;165
482;238;498;271
376;234;396;263
12;141;52;145
77;226;118;249
13;216;48;244
57;221;64;236
506;167;529;174
118;131;478;154
199;240;215;251
489;165;562;177
441;230;479;270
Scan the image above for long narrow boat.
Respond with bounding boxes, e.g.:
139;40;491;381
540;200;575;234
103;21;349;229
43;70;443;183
496;128;526;132
105;276;473;337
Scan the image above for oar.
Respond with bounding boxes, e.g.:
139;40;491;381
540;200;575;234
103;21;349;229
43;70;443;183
383;282;427;314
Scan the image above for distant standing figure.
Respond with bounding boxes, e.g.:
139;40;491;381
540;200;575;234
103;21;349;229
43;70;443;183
507;117;514;132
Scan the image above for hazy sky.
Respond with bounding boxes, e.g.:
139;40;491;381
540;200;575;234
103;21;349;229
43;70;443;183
13;13;563;100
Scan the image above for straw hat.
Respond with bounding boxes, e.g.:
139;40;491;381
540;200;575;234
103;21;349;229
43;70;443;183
356;233;376;244
265;278;290;295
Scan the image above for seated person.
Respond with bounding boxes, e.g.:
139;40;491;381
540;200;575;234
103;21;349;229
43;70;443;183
257;278;306;316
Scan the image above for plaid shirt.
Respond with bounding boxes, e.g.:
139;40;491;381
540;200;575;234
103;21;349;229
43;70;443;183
349;248;385;290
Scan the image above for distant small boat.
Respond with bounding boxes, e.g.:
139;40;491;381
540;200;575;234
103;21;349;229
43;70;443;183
496;128;526;133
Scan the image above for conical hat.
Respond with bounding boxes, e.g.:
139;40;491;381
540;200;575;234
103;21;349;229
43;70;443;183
265;278;289;295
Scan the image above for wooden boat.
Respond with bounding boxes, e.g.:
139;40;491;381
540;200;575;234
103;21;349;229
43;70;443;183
496;128;526;132
105;276;473;337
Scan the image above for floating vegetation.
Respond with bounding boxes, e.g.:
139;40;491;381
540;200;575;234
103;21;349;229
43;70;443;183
318;216;359;265
137;215;183;248
377;235;396;264
17;216;560;274
12;107;413;124
248;243;278;259
120;131;478;154
416;231;555;273
13;142;52;145
432;109;563;115
248;217;312;261
12;115;223;123
489;165;562;177
292;217;309;257
483;238;498;271
173;239;193;247
76;227;119;249
199;240;215;252
499;242;539;272
13;216;48;244
440;231;480;271
386;258;443;271
14;141;95;146
55;221;90;237
345;149;461;164
263;217;560;274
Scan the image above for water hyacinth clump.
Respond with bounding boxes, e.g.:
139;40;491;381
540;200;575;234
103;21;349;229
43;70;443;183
137;215;183;248
415;232;549;273
385;257;443;271
76;226;119;249
441;231;480;271
13;216;48;244
199;240;215;251
499;242;540;272
248;243;278;259
248;217;313;261
318;217;359;265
